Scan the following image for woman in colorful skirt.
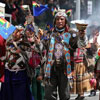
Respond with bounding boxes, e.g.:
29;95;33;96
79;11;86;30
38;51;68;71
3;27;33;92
71;28;94;100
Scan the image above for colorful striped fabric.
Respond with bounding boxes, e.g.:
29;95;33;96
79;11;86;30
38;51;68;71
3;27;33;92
74;48;84;63
52;8;57;16
0;17;16;39
3;21;10;29
0;17;7;26
63;32;71;75
45;37;55;78
45;32;71;78
66;9;72;16
32;1;38;7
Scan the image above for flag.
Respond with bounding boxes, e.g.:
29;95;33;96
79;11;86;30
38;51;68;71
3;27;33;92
0;18;6;25
33;1;48;16
32;1;39;7
0;17;16;39
46;24;50;30
66;9;72;16
52;8;57;16
45;23;53;30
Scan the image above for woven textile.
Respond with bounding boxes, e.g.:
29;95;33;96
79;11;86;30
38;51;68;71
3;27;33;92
45;32;71;78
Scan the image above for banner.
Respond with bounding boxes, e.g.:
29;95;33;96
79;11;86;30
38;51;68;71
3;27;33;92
0;17;16;39
33;1;48;16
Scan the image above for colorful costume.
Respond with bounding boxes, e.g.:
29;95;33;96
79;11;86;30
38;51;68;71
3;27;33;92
45;32;71;78
44;10;79;100
30;42;45;100
25;25;46;100
71;32;94;100
0;32;34;100
45;30;71;100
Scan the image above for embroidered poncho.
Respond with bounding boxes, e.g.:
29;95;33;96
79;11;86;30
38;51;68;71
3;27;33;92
45;32;71;78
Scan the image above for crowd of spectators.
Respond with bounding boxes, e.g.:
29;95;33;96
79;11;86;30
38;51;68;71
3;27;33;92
0;0;73;28
1;0;29;26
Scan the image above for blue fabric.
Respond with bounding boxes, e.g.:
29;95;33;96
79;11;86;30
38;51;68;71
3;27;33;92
0;69;34;100
26;24;34;32
45;32;72;78
0;18;16;39
45;37;55;78
33;4;48;16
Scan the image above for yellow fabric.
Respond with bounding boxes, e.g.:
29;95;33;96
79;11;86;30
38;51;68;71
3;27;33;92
71;62;93;94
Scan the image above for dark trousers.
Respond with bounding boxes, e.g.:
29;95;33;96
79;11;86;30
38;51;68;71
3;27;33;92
31;77;45;100
44;66;70;100
31;68;45;100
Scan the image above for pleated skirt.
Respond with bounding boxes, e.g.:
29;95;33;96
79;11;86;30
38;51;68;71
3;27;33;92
71;62;93;94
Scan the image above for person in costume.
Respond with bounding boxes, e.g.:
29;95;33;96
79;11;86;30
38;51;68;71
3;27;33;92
0;26;34;100
94;27;100;100
71;24;95;100
44;10;87;100
68;29;78;72
86;26;100;97
95;49;100;100
25;24;46;100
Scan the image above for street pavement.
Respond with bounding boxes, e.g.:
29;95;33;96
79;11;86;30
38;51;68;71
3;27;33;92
70;91;99;100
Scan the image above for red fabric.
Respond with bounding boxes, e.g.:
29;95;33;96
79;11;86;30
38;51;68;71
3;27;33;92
65;25;69;32
98;49;100;56
29;51;41;69
90;78;97;89
0;35;6;82
74;48;84;63
70;56;74;61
